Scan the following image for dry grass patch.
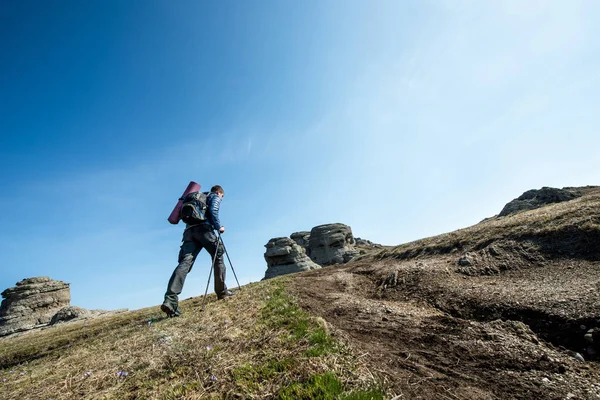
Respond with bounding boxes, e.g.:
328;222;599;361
375;188;600;261
0;278;382;399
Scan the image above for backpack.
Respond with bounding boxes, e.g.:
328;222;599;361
180;191;209;225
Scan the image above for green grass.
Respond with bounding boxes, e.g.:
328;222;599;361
306;326;335;357
260;283;337;356
230;280;380;398
278;372;343;399
260;285;311;336
278;372;384;400
232;358;297;394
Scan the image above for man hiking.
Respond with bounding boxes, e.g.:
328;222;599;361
161;185;234;317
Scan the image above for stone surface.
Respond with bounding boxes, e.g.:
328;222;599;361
290;231;311;255
458;253;475;266
49;306;91;324
49;306;128;325
584;328;599;359
0;277;70;336
499;187;581;217
355;237;383;248
0;277;128;337
263;224;380;279
308;223;359;266
263;237;321;280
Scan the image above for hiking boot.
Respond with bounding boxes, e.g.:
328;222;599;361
171;307;183;317
161;303;183;318
217;290;235;300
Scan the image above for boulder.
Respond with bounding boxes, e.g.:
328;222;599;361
49;306;127;325
49;306;91;325
308;223;359;266
0;277;70;337
499;187;581;217
263;237;321;280
263;224;379;279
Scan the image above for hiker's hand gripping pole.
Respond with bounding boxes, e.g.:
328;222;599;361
218;231;241;291
201;238;220;310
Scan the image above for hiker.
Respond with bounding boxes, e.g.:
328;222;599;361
161;185;234;317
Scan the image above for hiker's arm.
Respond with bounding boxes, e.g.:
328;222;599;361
207;194;222;231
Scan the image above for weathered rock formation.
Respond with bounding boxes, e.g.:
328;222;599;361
0;277;70;336
263;237;321;279
499;187;582;217
0;277;128;337
308;223;359;266
49;305;127;325
290;231;311;253
49;305;92;324
292;225;363;265
263;223;377;279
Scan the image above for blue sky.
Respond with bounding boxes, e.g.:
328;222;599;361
1;1;599;311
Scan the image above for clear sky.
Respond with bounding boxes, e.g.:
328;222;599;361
1;1;599;311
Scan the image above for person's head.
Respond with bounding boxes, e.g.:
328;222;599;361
211;185;224;199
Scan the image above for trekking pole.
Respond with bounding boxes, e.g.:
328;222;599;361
202;244;220;310
218;232;242;290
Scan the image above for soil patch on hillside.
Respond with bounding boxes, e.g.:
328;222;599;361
290;257;600;399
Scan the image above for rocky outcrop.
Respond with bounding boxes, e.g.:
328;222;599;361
499;187;581;217
49;306;92;324
49;305;127;325
0;277;70;336
263;237;321;279
0;277;128;337
355;237;384;249
290;231;311;254
263;224;376;279
308;223;359;266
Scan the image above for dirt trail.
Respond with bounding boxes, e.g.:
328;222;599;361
291;258;600;400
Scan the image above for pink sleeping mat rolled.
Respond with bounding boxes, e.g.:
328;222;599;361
168;181;201;224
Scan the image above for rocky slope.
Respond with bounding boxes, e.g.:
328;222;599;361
291;186;600;399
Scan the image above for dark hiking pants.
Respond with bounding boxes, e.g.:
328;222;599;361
163;225;227;308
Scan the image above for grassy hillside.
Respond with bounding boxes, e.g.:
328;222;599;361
0;279;382;399
3;187;599;399
376;186;600;261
